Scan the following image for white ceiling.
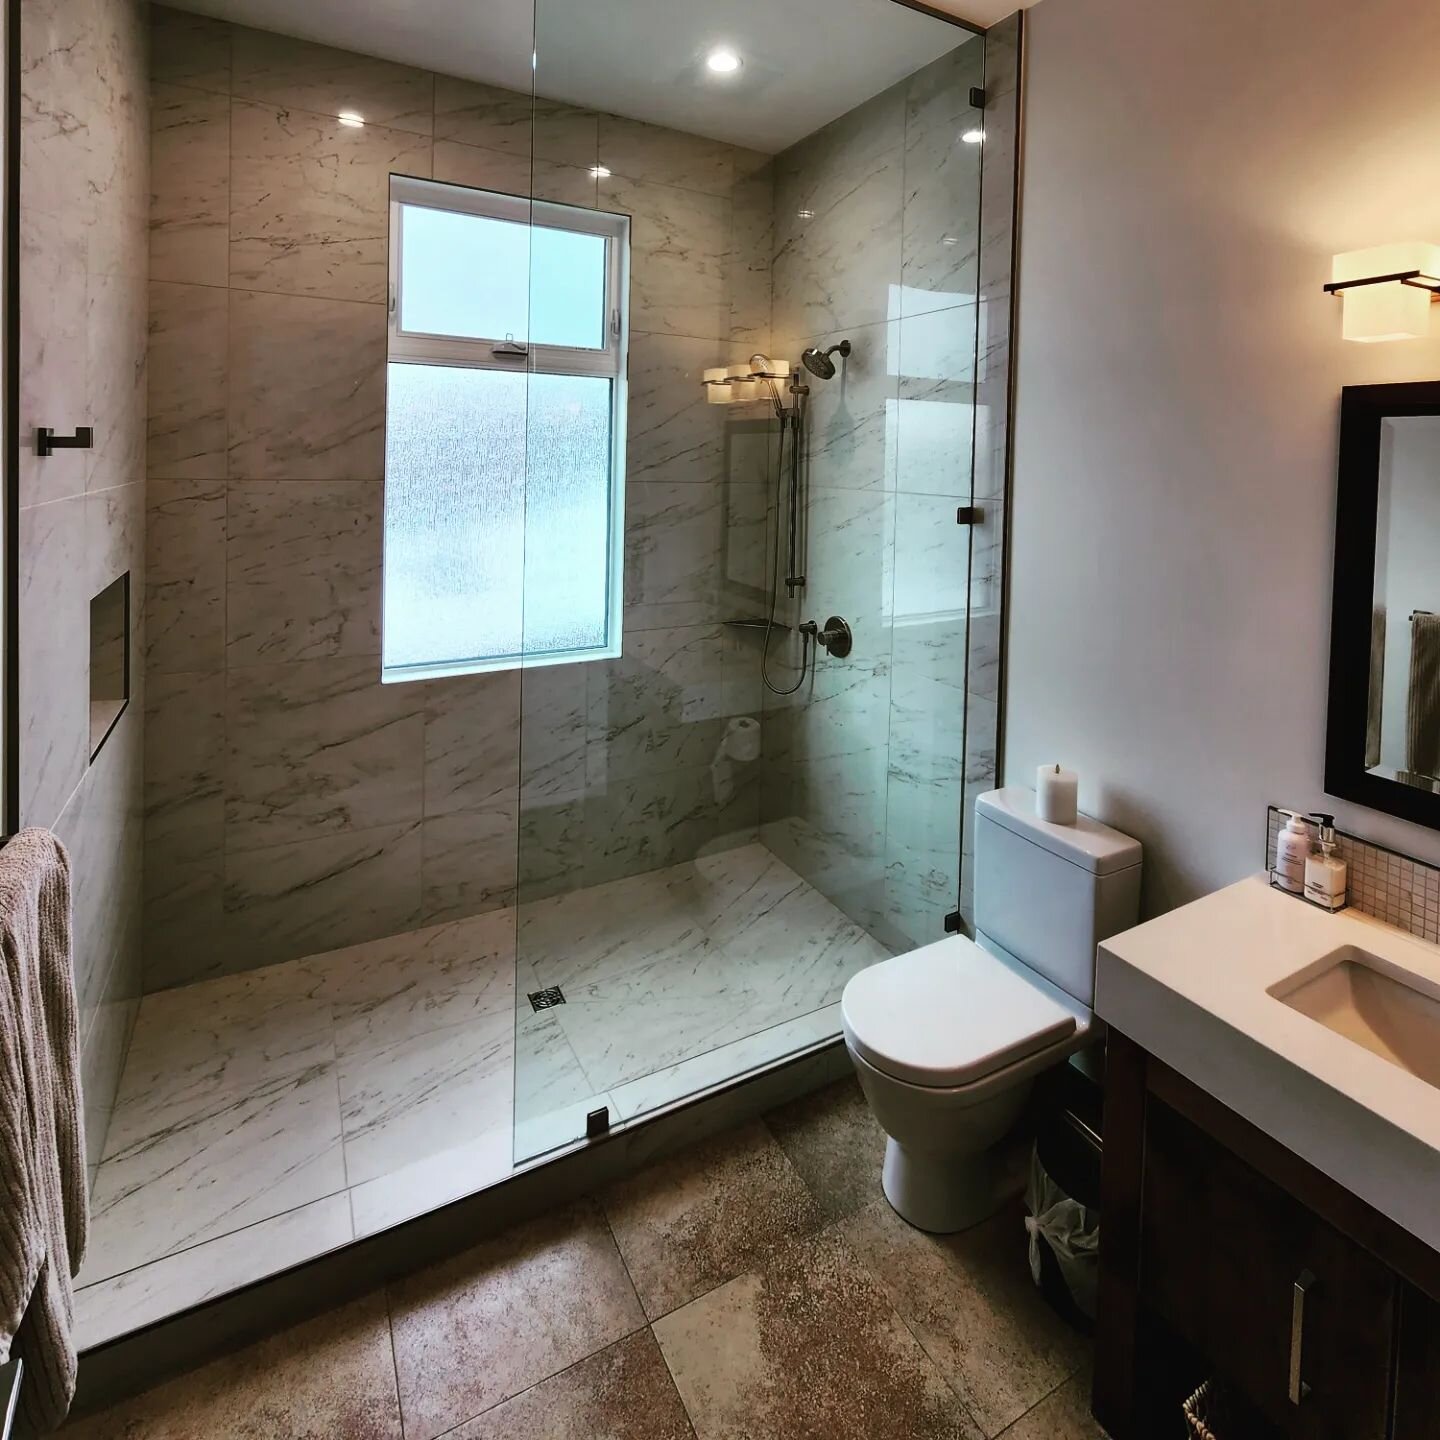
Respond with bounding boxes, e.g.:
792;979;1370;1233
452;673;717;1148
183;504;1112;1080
926;0;1046;28
171;0;981;152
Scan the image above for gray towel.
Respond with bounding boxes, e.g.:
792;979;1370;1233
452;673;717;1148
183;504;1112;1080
1407;614;1440;780
1367;605;1386;769
0;831;85;1434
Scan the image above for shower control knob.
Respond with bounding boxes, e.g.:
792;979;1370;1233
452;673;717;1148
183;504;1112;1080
805;616;853;659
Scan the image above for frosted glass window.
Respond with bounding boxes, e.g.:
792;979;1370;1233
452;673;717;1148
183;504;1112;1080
383;367;614;670
384;175;629;681
400;207;608;350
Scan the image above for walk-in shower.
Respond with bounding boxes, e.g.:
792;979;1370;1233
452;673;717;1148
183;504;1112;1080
26;0;1018;1350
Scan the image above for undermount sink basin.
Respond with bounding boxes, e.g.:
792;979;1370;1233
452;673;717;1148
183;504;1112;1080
1268;945;1440;1090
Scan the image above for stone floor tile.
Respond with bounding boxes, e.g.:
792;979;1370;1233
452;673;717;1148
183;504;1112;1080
653;1225;983;1440
838;1200;1089;1437
601;1119;825;1319
61;1292;400;1438
764;1075;888;1220
448;1330;695;1439
387;1198;645;1440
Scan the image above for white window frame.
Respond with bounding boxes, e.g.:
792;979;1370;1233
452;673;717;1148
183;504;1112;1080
383;174;631;683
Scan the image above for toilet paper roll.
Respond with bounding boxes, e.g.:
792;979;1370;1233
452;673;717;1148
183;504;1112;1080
722;716;762;763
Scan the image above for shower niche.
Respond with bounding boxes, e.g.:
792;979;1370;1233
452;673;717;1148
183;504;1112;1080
88;572;130;761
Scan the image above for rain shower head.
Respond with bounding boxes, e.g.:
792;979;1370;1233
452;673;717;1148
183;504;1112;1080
800;339;852;379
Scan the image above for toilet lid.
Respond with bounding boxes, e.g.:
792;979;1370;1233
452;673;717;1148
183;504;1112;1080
841;936;1078;1088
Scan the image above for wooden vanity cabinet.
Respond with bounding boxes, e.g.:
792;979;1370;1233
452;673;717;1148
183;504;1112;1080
1095;1032;1440;1440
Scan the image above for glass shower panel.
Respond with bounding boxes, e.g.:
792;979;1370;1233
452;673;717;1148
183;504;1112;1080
513;0;987;1163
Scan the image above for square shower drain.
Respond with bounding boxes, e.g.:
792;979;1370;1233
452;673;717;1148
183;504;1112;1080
528;986;566;1012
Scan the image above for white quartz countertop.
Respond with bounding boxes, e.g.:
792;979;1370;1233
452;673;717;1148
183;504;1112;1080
1096;873;1440;1254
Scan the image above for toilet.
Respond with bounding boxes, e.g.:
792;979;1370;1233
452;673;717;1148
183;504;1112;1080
842;787;1142;1233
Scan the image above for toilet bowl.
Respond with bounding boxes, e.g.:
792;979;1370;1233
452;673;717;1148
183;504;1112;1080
842;787;1141;1233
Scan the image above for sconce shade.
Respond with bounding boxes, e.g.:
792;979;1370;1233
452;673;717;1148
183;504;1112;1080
1329;242;1440;343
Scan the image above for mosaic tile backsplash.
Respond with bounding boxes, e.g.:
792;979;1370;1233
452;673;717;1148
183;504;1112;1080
1265;806;1440;944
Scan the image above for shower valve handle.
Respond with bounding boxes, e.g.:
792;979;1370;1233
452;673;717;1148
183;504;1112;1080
802;616;853;659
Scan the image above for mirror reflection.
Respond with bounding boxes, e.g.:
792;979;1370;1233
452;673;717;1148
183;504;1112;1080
1369;415;1440;793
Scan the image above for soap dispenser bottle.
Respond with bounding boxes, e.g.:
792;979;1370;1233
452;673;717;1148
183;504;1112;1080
1304;814;1348;912
1273;810;1311;895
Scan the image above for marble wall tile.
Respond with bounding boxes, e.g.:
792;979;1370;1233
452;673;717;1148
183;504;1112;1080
225;657;423;852
226;480;382;664
20;0;106;223
55;704;144;1024
422;670;521;815
628;333;749;486
894;302;978;503
85;267;149;495
145;667;225;847
892;490;970;627
598;175;729;340
772;85;905;341
18;496;89;829
798;319;900;492
149;280;227;479
517;664;589;802
431;140;599;207
223;822;424;967
80;944;141;1183
625;479;768;631
151;5;232;94
230;100;432;304
433;75;598;167
150;84;230;286
231;24;435;135
586;624;734;782
146;477;225;673
19;206;89;507
142;844;227;992
421;805;520;922
228;288;387;480
901;42;984;318
729;168;775;350
804;483;896;630
597;113;736;195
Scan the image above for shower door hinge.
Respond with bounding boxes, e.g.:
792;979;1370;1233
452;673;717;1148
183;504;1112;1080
586;1106;611;1139
969;86;986;109
956;505;984;526
943;910;964;935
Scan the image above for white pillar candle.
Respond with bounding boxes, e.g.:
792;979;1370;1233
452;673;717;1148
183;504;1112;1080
1036;764;1079;825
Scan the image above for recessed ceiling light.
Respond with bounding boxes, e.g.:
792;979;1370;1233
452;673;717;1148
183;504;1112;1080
706;47;742;75
338;111;365;128
961;128;985;144
590;165;612;179
942;236;960;247
797;208;816;221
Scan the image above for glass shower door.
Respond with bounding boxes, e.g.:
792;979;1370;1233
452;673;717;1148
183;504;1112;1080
512;0;987;1162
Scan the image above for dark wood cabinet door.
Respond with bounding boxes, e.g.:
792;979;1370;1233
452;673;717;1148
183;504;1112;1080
1142;1101;1395;1440
1395;1284;1440;1440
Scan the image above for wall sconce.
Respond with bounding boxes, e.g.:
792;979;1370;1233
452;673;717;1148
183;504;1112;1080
1326;242;1440;343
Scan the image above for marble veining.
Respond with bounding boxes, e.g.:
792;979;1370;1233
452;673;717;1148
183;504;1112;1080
82;846;888;1345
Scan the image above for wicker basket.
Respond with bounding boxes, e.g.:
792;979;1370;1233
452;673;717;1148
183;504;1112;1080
1182;1380;1232;1440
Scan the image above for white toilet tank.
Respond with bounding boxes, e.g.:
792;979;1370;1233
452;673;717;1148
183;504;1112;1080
973;788;1142;1006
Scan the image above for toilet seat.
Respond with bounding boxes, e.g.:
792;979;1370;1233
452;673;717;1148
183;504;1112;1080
841;935;1080;1089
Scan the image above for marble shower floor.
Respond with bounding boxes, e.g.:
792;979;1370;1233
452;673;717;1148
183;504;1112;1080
75;842;891;1349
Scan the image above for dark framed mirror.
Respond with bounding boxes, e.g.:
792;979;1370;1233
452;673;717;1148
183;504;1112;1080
1327;380;1440;828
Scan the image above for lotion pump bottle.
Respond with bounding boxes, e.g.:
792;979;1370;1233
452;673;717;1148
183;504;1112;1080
1274;810;1311;895
1304;814;1348;912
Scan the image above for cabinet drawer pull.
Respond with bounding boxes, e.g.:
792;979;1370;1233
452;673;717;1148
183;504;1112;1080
1289;1268;1315;1405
